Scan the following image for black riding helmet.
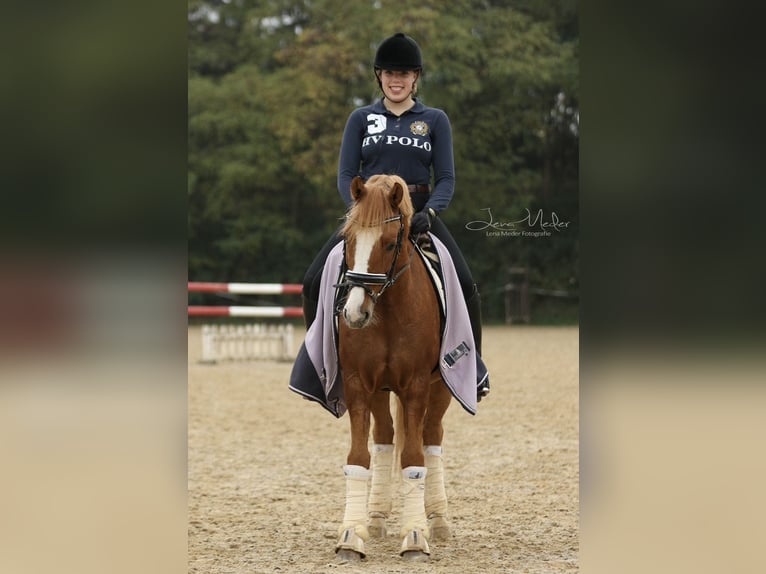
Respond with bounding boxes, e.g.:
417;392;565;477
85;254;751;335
373;33;423;71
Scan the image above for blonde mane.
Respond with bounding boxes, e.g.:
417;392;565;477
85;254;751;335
341;175;414;237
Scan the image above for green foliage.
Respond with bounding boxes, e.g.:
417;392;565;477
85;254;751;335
188;0;578;323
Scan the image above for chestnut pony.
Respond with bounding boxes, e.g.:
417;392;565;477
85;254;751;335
334;174;452;563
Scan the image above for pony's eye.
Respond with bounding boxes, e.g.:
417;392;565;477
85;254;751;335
385;243;396;251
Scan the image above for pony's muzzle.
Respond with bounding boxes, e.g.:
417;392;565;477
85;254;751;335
342;287;374;329
342;308;371;329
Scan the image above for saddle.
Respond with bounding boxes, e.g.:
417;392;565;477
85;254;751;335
413;235;447;322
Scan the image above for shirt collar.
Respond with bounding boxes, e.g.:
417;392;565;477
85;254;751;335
371;97;425;115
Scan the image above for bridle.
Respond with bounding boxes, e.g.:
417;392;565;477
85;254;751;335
336;213;414;305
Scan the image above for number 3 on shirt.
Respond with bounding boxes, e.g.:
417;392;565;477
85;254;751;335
366;113;387;135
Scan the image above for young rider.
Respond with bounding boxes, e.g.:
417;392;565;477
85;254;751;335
302;32;489;399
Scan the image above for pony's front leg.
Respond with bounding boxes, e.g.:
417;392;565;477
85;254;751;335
336;465;370;562
336;397;371;562
399;466;431;561
396;392;431;561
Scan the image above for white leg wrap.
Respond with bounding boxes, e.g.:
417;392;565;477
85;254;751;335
424;446;448;517
368;444;394;517
399;466;429;538
340;465;370;540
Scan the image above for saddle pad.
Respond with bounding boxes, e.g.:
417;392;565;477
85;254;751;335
289;234;487;417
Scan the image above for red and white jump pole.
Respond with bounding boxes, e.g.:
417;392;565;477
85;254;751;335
188;282;304;317
188;282;302;295
188;306;303;318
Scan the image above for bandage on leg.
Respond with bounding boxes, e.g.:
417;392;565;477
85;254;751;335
368;444;394;537
399;466;429;538
339;464;370;541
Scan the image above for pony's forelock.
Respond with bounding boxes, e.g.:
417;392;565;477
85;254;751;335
341;175;414;237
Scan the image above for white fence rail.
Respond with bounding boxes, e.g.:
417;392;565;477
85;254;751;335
200;323;294;363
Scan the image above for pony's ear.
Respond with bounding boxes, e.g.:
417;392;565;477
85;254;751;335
390;181;404;208
350;176;365;201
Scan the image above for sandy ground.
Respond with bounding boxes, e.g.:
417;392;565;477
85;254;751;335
188;325;579;573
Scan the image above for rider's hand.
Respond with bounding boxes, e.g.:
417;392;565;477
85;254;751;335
410;208;436;236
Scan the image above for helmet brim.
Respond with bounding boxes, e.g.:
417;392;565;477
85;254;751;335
374;63;422;72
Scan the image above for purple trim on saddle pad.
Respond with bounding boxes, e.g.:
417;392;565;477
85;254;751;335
289;243;346;417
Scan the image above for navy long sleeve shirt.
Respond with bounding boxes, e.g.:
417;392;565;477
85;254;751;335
337;98;455;213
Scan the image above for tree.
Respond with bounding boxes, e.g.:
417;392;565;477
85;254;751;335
188;0;579;322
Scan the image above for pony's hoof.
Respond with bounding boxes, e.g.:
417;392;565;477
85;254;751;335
335;527;366;562
336;549;364;563
428;515;451;541
401;550;430;562
399;528;430;560
368;516;387;538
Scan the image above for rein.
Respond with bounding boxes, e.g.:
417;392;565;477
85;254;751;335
336;214;414;304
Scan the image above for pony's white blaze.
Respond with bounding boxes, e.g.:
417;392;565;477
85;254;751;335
344;228;380;325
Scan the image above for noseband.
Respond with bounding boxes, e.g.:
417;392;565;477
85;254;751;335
337;214;413;304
